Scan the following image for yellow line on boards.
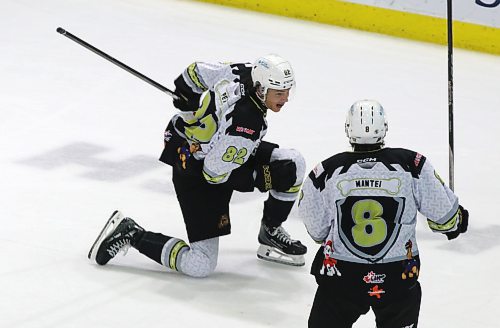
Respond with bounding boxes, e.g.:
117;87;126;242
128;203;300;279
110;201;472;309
194;0;500;55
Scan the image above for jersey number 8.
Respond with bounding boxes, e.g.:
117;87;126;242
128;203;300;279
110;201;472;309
337;196;404;261
351;199;387;247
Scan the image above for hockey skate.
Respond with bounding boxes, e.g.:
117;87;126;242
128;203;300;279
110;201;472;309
88;210;144;265
257;222;307;266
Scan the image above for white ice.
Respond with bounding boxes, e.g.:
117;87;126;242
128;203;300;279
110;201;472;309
1;0;499;327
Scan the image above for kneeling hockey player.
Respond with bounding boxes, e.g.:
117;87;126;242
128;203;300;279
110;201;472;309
88;54;307;277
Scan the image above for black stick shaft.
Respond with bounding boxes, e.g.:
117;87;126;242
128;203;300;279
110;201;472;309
56;27;179;100
447;0;454;191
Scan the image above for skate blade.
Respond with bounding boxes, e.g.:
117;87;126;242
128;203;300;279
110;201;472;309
88;210;124;262
257;245;305;267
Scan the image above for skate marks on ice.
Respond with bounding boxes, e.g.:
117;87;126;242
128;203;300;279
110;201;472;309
86;258;309;327
417;225;500;254
437;225;500;254
16;141;262;203
17;142;160;181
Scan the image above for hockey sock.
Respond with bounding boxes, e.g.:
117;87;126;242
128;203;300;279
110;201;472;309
134;232;171;265
135;232;188;271
263;195;294;227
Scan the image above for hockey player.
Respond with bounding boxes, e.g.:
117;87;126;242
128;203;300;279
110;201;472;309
88;54;307;277
299;100;469;328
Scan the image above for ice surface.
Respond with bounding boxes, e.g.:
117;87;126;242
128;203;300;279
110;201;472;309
1;0;499;327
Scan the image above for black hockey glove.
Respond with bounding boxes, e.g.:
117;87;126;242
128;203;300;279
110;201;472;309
255;160;297;192
224;160;256;192
254;141;279;165
445;205;469;240
172;75;201;112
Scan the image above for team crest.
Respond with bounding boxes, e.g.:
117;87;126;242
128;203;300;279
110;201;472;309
336;196;405;262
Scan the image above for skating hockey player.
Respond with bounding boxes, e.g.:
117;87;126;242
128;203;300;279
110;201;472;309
88;54;307;277
299;100;469;327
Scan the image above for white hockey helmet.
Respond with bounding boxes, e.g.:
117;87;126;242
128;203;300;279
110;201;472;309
251;54;295;101
345;99;388;144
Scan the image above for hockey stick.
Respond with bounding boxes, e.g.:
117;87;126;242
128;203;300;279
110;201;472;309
446;0;454;191
56;27;179;100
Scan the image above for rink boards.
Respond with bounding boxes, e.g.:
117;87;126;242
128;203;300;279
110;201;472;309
194;0;500;55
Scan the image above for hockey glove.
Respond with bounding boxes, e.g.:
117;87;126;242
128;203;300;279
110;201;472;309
172;75;201;112
214;80;244;111
445;205;469;240
254;141;279;165
255;159;297;192
225;160;256;192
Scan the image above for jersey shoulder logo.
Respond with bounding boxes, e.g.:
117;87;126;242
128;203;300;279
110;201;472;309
235;126;255;135
414;153;423;167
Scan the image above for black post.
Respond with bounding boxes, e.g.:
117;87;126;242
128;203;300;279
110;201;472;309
56;27;179;100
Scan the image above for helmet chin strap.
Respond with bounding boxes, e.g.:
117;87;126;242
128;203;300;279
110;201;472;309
251;85;269;113
255;84;267;102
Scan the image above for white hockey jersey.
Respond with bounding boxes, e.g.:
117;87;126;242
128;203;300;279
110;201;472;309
299;148;460;265
164;61;268;187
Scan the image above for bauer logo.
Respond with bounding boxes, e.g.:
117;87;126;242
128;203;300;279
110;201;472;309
476;0;500;8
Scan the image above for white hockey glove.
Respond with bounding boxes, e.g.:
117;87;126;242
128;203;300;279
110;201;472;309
214;79;244;112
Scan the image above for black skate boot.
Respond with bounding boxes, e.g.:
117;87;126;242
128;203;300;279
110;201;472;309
88;210;145;265
257;221;307;266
